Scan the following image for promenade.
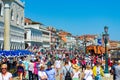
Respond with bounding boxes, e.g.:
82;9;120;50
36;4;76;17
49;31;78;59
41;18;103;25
13;60;113;80
13;71;113;80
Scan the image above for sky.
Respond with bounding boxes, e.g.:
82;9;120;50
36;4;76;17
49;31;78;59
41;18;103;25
22;0;120;41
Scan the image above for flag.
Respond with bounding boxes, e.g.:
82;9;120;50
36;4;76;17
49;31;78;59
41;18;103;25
97;38;102;45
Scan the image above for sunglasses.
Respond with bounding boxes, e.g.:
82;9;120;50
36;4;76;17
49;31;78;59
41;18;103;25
1;68;7;70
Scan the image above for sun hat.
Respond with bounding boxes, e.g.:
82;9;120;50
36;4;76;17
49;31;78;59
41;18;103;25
72;64;80;70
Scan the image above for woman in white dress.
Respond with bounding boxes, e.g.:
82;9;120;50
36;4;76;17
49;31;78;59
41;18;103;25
82;65;93;80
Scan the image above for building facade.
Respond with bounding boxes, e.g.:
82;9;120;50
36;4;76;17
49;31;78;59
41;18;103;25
109;41;120;49
24;27;42;49
24;18;51;50
66;36;76;50
47;27;59;49
40;26;51;49
0;0;24;50
79;34;98;46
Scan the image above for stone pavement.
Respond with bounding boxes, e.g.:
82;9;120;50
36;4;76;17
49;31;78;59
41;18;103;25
13;71;113;80
13;57;113;80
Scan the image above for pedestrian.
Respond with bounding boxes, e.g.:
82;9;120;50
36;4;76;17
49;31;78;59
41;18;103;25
17;61;24;80
82;65;93;80
28;60;34;80
22;56;29;79
60;60;73;80
72;64;80;80
54;58;62;76
114;60;120;80
33;58;39;80
81;58;86;72
0;64;13;80
93;62;104;80
45;61;56;80
38;64;48;80
111;60;118;80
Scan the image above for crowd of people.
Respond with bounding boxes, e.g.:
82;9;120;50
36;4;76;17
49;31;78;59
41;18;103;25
0;49;120;80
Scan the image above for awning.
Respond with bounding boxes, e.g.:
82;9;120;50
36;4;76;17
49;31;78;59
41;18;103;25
86;45;105;54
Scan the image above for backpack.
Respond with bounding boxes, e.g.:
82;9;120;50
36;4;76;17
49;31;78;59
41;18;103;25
65;67;72;80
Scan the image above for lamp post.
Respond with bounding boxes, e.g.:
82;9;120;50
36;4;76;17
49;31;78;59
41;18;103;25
83;35;87;55
2;0;14;50
103;26;109;73
76;35;79;50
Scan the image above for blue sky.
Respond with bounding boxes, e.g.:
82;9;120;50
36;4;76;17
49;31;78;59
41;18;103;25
23;0;120;40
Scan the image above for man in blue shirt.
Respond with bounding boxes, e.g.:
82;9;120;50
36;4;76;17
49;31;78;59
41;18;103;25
111;60;118;80
45;61;56;80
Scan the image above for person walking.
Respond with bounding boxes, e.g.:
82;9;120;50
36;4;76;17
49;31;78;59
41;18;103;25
93;62;104;80
22;56;29;80
28;60;34;80
54;58;62;76
60;60;73;80
0;64;13;80
72;64;80;80
114;60;120;80
81;58;86;72
17;61;25;80
82;65;93;80
38;64;48;80
33;59;39;80
45;61;56;80
111;60;118;80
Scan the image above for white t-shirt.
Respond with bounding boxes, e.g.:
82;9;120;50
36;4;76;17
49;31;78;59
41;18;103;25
55;60;61;69
38;71;47;80
28;62;34;72
96;67;100;75
0;72;12;80
84;70;93;80
73;71;80;78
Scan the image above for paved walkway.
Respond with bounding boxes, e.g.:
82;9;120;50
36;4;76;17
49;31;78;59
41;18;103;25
13;57;113;80
13;70;113;80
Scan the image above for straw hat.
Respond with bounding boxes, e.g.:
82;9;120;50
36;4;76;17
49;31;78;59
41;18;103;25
72;64;80;70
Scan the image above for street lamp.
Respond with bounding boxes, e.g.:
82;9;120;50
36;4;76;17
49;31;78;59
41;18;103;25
103;26;109;73
82;35;87;55
84;36;87;55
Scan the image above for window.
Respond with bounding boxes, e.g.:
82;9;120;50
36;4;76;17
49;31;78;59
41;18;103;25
24;32;27;39
16;15;19;24
0;4;2;15
0;3;3;16
21;17;24;26
11;9;14;20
